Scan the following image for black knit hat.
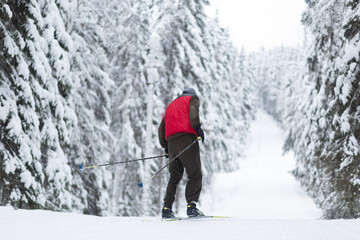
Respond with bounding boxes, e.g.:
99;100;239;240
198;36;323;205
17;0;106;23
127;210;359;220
182;88;197;96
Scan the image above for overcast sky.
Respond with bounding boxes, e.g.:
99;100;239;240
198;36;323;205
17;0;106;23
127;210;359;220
207;0;307;51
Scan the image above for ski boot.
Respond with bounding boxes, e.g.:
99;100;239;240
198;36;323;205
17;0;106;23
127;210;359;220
162;203;175;219
187;201;204;217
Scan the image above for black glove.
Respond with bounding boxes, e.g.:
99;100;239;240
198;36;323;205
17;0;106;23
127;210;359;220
165;148;169;158
194;126;204;142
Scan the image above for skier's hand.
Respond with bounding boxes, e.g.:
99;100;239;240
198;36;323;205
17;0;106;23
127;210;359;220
165;148;169;158
194;126;204;142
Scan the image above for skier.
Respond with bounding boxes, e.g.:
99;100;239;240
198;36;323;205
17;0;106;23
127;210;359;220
158;88;205;218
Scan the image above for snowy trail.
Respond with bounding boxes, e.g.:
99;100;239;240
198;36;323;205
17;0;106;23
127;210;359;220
1;206;360;240
201;111;322;219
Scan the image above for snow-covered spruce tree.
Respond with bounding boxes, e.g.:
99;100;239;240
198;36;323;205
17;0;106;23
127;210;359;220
290;0;345;219
257;48;283;121
282;48;311;154
0;0;79;210
0;0;115;215
235;48;257;130
202;17;254;174
109;0;159;216
69;0;115;215
285;0;360;219
253;46;305;126
317;0;360;218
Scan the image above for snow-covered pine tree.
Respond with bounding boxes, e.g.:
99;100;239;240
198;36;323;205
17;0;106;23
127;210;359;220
0;0;79;210
233;48;256;144
145;5;169;215
285;0;360;219
316;0;360;218
109;0;157;216
201;16;253;174
1;0;115;215
69;0;115;215
282;46;310;154
291;0;346;219
253;46;304;126
258;48;283;121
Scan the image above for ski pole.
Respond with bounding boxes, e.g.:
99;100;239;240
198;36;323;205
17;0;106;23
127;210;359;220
79;154;167;170
138;136;201;188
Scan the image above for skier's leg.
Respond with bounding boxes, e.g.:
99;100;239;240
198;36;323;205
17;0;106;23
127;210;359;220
181;141;202;204
163;158;184;205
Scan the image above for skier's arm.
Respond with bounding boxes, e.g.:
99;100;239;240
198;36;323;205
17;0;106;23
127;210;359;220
189;96;201;128
158;117;167;148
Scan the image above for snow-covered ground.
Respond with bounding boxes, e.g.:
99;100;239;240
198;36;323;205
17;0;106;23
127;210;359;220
1;206;360;240
1;111;360;240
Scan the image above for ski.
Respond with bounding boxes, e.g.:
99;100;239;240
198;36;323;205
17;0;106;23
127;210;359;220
162;215;230;221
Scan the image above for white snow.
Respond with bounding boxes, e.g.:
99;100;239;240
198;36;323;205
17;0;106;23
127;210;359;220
20;171;34;189
9;189;21;202
2;4;13;18
319;117;326;129
6;115;23;137
353;179;360;186
0;89;11;121
1;206;360;240
343;37;360;63
340;110;351;133
4;34;19;57
4;157;18;175
341;121;351;133
17;59;30;80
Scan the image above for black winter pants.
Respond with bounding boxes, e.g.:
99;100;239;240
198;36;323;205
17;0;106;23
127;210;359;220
163;133;202;206
164;133;202;205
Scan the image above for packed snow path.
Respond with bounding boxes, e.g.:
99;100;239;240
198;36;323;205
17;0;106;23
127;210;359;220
1;207;360;240
201;111;322;219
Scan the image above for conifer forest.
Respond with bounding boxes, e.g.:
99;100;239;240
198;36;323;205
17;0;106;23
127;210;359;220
0;0;359;219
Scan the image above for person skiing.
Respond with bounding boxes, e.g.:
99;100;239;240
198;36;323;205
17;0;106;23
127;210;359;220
158;88;205;218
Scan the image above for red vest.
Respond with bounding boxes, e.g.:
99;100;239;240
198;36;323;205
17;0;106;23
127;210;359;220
164;96;197;140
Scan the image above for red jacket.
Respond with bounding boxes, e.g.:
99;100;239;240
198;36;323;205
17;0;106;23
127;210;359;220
164;96;197;140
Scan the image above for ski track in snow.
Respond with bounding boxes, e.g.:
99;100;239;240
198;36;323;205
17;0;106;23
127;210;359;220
1;111;360;240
